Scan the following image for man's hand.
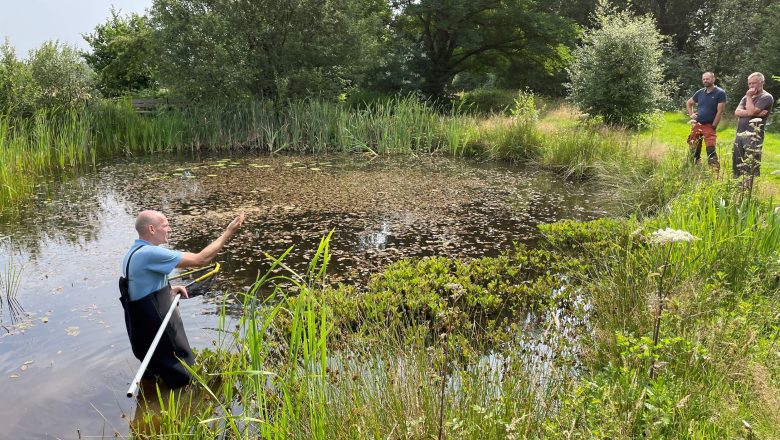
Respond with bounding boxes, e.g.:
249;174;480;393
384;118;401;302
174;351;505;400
171;284;189;299
226;212;245;235
747;88;757;97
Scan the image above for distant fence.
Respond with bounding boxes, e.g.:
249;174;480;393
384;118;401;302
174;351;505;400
131;98;190;115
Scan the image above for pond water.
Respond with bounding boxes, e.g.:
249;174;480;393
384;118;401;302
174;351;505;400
0;154;613;438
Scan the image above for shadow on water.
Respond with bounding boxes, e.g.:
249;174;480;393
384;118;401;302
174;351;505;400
0;153;615;438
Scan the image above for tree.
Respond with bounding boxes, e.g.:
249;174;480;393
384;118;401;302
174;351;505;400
149;0;389;101
83;9;157;97
567;5;668;127
390;0;578;98
702;0;780;102
631;0;709;53
27;41;98;110
0;39;38;116
753;2;780;100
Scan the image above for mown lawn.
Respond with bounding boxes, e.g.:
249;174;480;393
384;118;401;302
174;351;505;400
639;111;780;186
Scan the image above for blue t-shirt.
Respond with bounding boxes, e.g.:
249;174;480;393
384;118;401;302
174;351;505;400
122;239;182;301
692;86;726;124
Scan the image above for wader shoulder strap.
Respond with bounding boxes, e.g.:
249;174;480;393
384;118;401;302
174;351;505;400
124;244;146;279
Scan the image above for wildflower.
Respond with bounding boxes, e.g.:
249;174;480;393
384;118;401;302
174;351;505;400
648;228;699;245
749;118;763;124
688;119;697;125
737;131;756;138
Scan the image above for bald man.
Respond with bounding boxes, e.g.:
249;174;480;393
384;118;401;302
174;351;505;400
119;210;244;388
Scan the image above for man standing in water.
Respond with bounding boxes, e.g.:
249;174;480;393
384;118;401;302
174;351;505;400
119;210;245;388
733;72;774;189
686;71;726;171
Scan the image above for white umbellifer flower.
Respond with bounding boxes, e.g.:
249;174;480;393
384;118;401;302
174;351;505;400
648;228;699;245
688;119;697;125
737;131;756;138
749;118;763;124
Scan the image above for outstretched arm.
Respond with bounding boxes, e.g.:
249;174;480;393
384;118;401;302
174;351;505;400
177;212;245;268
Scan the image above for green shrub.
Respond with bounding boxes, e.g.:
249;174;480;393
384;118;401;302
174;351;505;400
0;40;38;117
28;41;98;110
566;5;668;127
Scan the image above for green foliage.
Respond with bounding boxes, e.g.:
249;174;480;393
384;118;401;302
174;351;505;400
630;0;709;53
539;217;635;256
693;0;780;112
391;0;578;98
304;244;587;345
82;8;157;97
457;88;518;115
0;40;37;117
567;4;669;127
474;116;542;161
149;0;390;101
0;40;96;116
28;41;98;110
537;122;646;180
753;2;780;100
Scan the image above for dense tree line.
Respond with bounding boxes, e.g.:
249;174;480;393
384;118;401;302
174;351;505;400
0;0;778;116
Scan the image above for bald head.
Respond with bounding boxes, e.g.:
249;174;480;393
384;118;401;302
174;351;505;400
134;210;174;246
135;210;164;233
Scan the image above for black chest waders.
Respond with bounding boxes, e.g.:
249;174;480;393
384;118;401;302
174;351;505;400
119;246;195;389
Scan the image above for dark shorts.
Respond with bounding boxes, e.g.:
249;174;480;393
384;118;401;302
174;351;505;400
732;136;763;177
687;123;717;148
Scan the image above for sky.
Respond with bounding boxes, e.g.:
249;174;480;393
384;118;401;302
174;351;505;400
1;0;153;57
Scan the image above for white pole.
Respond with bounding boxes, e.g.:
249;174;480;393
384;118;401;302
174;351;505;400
126;293;181;398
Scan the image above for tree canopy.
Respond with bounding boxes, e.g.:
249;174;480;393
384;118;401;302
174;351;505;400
82;8;157;97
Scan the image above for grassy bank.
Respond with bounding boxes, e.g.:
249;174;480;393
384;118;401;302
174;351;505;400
133;178;780;438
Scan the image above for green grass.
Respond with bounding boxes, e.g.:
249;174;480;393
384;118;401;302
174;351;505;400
640;111;780;186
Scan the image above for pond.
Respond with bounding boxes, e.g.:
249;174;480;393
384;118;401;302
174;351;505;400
0;154;614;438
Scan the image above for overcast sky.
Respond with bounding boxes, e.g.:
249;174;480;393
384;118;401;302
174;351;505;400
1;0;153;57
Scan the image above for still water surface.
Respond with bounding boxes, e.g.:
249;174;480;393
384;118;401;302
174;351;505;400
0;155;613;438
